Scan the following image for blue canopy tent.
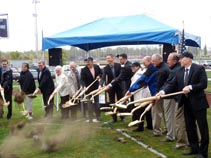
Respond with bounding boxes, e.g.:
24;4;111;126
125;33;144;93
42;14;201;51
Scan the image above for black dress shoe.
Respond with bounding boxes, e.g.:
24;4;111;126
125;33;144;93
146;126;153;130
121;118;125;123
7;117;11;120
193;154;208;158
110;120;117;123
132;128;144;132
183;150;198;156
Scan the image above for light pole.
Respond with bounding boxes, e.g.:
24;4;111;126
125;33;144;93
32;0;39;63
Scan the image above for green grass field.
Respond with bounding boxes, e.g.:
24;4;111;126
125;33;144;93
206;70;211;78
0;82;211;158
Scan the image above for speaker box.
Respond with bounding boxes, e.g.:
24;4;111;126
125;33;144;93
48;48;62;66
162;44;175;63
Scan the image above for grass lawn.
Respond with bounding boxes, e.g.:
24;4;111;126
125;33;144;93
0;84;211;158
206;70;211;78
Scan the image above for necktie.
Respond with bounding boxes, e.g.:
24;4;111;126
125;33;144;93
39;71;42;79
184;69;189;86
110;65;115;78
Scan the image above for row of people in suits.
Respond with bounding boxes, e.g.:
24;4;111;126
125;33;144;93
129;52;209;158
1;52;209;158
33;61;81;120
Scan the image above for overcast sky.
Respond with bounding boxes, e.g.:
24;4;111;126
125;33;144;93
0;0;211;52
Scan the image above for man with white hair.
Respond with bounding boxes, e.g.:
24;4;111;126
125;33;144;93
66;61;81;120
49;65;70;119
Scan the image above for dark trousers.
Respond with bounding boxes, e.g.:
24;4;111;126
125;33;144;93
60;95;70;119
87;95;100;122
107;87;125;122
0;97;4;118
132;106;153;130
43;93;54;118
81;102;88;118
5;92;12;119
184;98;209;157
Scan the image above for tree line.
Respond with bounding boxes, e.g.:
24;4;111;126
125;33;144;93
0;45;210;65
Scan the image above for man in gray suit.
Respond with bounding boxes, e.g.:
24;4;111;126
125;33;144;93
67;61;81;120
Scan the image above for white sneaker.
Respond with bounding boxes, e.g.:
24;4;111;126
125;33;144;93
85;119;94;123
28;116;33;120
93;119;100;123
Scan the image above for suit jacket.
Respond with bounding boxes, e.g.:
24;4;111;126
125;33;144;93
100;62;122;88
0;67;13;93
164;63;209;111
80;64;102;94
67;70;80;97
156;61;170;92
38;66;54;96
111;60;133;90
162;62;181;100
19;70;36;94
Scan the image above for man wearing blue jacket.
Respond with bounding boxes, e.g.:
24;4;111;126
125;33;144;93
128;56;158;97
127;56;158;131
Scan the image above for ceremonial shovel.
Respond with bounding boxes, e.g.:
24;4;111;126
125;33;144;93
117;101;151;117
125;91;183;107
63;76;100;108
0;85;10;107
103;88;144;115
128;103;153;127
127;91;184;127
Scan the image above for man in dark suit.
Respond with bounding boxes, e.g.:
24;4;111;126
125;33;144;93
105;53;133;122
100;54;124;122
110;53;133;94
0;60;13;120
158;52;209;158
34;61;55;118
80;57;102;123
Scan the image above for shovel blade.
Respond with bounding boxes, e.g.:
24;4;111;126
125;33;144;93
114;103;127;109
128;120;143;127
105;111;116;115
117;113;132;116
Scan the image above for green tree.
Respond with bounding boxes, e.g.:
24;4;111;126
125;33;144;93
10;51;21;60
